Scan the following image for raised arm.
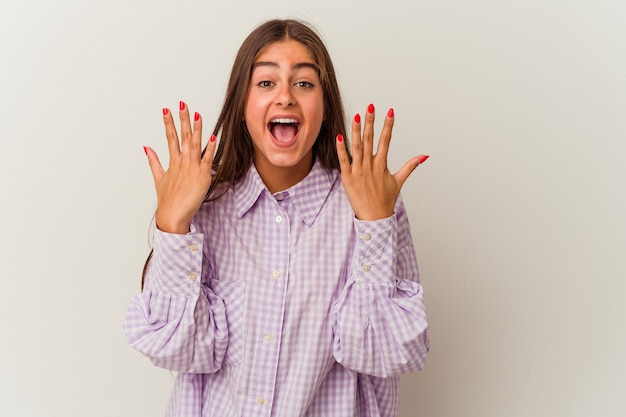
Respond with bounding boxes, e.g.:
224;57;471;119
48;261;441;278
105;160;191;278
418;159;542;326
332;104;430;377
124;102;228;373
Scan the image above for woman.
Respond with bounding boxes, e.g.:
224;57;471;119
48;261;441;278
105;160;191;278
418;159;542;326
125;18;429;417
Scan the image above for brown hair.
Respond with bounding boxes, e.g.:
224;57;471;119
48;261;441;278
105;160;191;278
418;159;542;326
142;20;348;289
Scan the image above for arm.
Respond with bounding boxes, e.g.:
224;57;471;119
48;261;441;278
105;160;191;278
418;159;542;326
333;104;430;377
331;197;429;377
123;227;229;373
124;102;225;372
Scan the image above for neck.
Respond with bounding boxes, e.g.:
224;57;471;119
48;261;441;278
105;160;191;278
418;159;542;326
254;153;314;193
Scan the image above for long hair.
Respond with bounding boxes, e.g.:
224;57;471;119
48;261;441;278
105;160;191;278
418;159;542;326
142;20;348;289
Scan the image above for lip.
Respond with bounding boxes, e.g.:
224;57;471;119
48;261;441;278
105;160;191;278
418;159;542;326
268;114;301;124
267;114;301;148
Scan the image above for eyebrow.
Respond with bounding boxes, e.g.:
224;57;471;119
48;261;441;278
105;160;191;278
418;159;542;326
252;61;319;72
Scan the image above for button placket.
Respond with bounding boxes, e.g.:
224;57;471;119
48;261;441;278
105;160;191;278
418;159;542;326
243;205;288;415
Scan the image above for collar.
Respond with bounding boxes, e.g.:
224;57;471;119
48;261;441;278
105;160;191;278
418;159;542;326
234;159;339;226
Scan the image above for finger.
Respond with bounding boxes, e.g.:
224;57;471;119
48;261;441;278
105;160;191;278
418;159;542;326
375;107;395;164
163;108;181;162
336;134;352;175
190;111;203;160
179;101;192;154
143;146;165;186
393;154;429;188
362;103;375;161
351;113;363;167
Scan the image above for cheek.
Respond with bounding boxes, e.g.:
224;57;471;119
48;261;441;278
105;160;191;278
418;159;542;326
244;109;263;135
245;90;261;117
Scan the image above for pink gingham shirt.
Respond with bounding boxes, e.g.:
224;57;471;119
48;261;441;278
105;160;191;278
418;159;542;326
124;160;429;417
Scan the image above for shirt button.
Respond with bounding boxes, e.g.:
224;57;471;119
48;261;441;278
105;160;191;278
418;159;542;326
362;264;371;272
275;193;285;201
257;397;266;405
272;270;281;279
361;233;371;241
264;333;273;343
275;215;283;223
188;244;198;252
189;272;198;281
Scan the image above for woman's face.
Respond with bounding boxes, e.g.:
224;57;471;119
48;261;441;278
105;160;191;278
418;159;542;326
245;39;324;192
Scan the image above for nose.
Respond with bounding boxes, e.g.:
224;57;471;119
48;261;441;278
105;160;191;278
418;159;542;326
275;83;295;107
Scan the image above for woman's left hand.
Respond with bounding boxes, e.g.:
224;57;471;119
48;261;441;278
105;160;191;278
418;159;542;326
336;104;428;221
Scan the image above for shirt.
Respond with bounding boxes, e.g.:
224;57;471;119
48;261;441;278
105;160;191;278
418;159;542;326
124;160;429;417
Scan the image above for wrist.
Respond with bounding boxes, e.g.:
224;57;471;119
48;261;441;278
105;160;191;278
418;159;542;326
353;208;394;221
155;214;191;235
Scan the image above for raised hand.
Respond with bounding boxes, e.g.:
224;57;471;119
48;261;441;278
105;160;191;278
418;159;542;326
143;101;217;234
336;104;428;221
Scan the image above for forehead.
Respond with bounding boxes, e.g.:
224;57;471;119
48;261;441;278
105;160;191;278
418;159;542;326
254;39;317;66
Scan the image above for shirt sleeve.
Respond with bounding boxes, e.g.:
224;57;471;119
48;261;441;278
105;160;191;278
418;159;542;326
331;197;430;377
123;226;229;373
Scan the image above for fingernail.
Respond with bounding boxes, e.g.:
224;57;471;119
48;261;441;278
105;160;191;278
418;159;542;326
354;113;360;124
417;155;430;164
387;108;394;118
210;134;216;142
337;133;343;142
179;101;185;111
162;108;169;116
143;146;148;155
367;103;375;114
194;112;200;122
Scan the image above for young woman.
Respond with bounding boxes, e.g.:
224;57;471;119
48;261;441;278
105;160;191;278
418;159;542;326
125;19;430;417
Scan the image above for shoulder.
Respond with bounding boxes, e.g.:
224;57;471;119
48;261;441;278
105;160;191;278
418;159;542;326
193;182;236;228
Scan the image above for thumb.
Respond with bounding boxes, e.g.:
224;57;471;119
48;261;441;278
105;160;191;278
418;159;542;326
143;146;165;186
393;154;429;188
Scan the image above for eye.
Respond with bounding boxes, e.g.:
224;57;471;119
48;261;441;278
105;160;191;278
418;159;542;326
295;81;314;89
258;80;275;88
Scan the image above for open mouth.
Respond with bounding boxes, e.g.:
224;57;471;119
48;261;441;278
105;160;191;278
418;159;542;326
269;118;300;144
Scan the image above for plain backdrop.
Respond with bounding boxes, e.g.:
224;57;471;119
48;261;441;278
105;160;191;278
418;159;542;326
1;0;625;416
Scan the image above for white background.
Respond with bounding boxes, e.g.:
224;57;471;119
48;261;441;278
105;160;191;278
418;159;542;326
1;0;625;416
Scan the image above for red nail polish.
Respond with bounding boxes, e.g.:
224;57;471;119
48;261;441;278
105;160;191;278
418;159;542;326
210;134;216;142
337;134;343;142
354;113;361;123
367;103;374;114
143;146;148;155
179;101;185;111
194;112;200;122
162;108;169;116
417;155;430;164
388;108;394;118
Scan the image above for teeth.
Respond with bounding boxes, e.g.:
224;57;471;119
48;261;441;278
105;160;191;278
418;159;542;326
270;118;298;124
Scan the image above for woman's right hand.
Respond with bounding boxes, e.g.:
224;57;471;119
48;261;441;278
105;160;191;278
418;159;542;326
143;101;217;234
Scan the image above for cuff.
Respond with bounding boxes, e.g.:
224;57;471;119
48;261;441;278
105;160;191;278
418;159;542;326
145;227;205;296
352;214;398;285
